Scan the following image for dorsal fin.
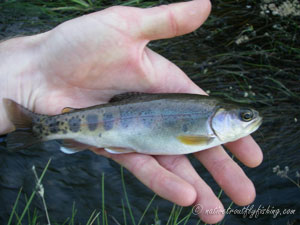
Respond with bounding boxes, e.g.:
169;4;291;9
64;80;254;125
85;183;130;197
109;92;153;103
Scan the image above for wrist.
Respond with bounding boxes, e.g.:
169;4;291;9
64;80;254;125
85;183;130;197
0;33;47;134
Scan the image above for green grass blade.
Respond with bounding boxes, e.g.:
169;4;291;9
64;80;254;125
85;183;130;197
69;202;77;225
179;208;193;225
166;204;176;225
87;211;101;225
31;209;39;225
86;210;96;225
121;166;136;225
195;219;202;225
173;206;183;224
153;207;160;224
86;0;94;6
50;6;87;11
137;194;156;225
71;0;90;8
7;187;23;225
16;158;52;225
101;172;105;225
122;199;127;225
61;217;70;225
217;189;223;199
24;194;31;225
104;210;108;225
111;216;121;225
13;210;21;225
121;0;140;6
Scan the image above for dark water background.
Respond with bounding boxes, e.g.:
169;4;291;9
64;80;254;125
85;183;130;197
1;0;300;224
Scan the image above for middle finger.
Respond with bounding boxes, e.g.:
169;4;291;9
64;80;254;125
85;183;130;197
156;154;225;224
194;145;256;206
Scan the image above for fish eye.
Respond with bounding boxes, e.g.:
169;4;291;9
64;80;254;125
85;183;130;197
240;109;254;122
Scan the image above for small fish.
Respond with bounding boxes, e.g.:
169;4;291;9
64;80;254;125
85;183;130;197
3;93;262;155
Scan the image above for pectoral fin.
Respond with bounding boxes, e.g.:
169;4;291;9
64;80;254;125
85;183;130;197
104;147;135;154
177;135;214;146
62;107;76;114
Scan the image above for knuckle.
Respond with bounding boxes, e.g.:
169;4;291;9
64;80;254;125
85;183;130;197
163;156;185;172
129;155;153;174
158;5;179;37
210;158;233;185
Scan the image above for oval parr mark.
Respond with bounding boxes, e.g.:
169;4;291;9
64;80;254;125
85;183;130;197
182;124;189;133
103;112;114;131
162;113;177;127
86;114;98;131
120;109;135;128
68;116;81;132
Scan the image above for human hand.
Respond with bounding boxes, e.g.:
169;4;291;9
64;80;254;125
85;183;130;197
0;0;263;223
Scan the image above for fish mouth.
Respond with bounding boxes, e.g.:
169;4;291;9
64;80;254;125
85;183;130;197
247;116;263;133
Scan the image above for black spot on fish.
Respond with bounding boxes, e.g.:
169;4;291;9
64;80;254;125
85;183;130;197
48;118;60;134
33;124;44;134
120;107;134;128
140;109;154;128
68;116;81;132
86;114;98;131
103;113;113;131
98;133;102;137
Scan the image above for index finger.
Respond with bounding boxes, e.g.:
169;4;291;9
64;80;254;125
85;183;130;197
225;135;263;168
92;149;197;206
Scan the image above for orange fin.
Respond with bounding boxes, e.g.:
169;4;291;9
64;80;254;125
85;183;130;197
104;147;134;154
177;135;214;146
62;107;76;114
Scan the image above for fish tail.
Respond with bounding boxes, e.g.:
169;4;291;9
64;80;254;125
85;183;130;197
3;98;41;150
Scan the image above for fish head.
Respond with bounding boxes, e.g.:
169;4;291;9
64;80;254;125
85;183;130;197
211;105;262;142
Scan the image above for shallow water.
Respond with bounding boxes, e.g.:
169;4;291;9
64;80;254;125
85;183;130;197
1;0;300;224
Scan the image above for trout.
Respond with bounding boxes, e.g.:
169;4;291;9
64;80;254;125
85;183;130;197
3;93;262;155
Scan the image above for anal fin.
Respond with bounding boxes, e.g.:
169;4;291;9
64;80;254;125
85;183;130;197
104;147;134;154
59;139;91;154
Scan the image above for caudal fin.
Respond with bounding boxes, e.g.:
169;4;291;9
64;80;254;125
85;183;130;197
3;99;41;150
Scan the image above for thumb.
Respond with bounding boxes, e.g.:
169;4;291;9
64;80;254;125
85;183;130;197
138;0;211;40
